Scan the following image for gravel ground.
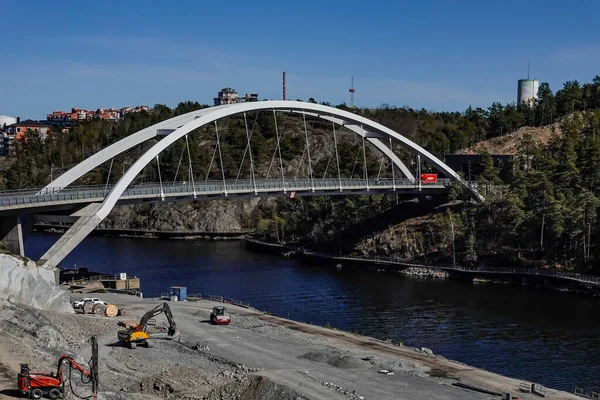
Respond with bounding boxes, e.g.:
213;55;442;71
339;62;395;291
0;294;583;400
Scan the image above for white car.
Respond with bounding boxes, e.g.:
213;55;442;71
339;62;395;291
72;297;108;309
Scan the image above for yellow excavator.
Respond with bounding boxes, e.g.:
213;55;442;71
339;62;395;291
117;302;179;349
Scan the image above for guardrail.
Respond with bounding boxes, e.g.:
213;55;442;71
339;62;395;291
574;387;600;399
64;274;138;285
0;178;452;209
302;250;600;287
160;292;251;308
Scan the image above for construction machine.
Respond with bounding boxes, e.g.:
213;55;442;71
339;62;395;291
17;336;98;399
210;306;231;325
117;302;179;349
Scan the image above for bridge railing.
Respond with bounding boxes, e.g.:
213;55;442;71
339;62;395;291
0;178;453;208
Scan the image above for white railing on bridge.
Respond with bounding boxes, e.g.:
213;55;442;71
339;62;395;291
0;178;453;208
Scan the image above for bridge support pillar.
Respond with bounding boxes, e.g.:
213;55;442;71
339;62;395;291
38;203;103;267
0;214;33;257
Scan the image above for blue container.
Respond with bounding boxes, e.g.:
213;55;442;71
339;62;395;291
168;286;187;301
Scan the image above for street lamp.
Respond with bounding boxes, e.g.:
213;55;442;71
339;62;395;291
50;164;55;184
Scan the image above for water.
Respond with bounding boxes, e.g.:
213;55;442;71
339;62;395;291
26;233;600;392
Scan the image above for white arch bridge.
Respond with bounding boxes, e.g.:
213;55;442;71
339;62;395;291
0;101;482;267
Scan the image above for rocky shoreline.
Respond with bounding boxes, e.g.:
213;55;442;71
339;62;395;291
399;266;448;279
244;238;600;297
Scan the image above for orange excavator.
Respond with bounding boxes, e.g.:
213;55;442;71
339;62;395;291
117;302;179;349
17;337;98;399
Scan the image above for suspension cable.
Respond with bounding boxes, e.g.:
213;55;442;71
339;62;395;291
302;111;314;190
236;112;258;183
172;143;186;185
389;137;396;190
332;120;342;191
418;154;421;191
273;110;286;192
185;134;197;196
350;148;360;179
322;156;332;180
362;133;369;190
243;113;257;194
156;155;164;200
376;157;384;180
215;121;227;195
294;145;307;181
265;145;277;181
205;142;218;182
105;158;114;193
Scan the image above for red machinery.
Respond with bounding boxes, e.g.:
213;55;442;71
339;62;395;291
17;337;98;399
420;173;438;184
210;306;231;325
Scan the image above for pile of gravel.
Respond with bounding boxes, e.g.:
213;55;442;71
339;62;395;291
327;355;366;370
299;352;366;370
205;375;308;400
298;352;330;363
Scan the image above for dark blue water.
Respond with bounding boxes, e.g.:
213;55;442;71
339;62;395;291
26;233;600;392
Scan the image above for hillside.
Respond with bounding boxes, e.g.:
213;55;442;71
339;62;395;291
457;123;561;155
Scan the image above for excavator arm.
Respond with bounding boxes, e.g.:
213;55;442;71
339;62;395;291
139;302;177;336
119;302;178;337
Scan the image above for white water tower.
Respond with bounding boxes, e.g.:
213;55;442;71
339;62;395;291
517;79;539;106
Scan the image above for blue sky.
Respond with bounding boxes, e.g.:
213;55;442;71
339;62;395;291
1;0;599;119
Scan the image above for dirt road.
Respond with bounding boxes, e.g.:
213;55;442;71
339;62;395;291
0;293;581;399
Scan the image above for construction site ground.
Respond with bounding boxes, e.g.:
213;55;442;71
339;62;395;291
0;293;581;400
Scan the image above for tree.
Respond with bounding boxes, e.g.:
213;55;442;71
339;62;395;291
535;82;556;126
477;151;502;197
556;80;583;116
573;190;599;261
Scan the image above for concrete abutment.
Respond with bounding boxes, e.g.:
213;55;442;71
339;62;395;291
0;214;32;256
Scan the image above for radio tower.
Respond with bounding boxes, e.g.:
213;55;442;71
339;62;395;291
349;76;355;107
283;71;287;100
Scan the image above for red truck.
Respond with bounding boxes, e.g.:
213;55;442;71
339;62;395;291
420;174;438;184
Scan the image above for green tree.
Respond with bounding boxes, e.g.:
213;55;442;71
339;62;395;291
477;151;502;197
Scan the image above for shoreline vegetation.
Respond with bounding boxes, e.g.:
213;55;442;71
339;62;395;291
244;237;600;297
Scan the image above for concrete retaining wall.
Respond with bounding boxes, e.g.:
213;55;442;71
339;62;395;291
0;254;73;313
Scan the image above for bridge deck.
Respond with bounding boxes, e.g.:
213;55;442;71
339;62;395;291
0;178;452;213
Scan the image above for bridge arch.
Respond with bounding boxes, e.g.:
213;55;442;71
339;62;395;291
43;103;415;193
39;101;482;267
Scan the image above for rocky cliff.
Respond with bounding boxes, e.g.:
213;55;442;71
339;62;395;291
0;254;73;313
100;198;265;232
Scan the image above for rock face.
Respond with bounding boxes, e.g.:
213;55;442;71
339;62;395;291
101;198;262;232
0;254;73;313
